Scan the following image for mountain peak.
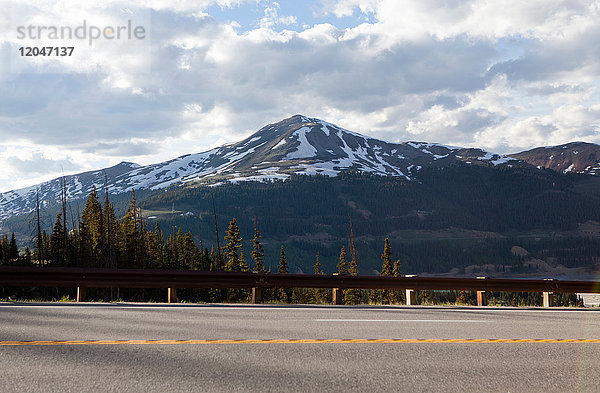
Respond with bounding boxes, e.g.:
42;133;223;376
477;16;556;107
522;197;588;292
290;114;310;121
264;114;324;129
117;161;141;168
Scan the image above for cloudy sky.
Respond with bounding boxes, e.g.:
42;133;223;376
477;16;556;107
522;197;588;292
1;0;599;192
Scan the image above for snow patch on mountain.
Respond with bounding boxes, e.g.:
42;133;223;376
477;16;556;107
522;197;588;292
272;138;287;149
492;156;515;166
286;127;317;159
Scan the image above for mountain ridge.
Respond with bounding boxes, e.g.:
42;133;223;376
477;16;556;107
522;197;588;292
0;114;596;219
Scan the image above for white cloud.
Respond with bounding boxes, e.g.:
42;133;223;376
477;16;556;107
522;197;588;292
324;0;598;41
259;2;297;29
141;0;251;13
1;0;600;191
319;0;378;18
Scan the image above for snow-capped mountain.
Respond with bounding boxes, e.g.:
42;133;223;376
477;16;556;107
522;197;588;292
0;161;141;220
0;114;518;219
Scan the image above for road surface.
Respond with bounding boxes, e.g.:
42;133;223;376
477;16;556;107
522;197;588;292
1;303;600;392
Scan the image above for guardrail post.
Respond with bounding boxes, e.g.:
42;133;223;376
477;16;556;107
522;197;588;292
252;287;262;304
477;291;487;306
76;287;86;302
477;277;488;306
405;275;417;306
405;289;417;305
332;273;342;305
332;288;342;305
543;292;554;307
168;288;178;303
543;278;555;308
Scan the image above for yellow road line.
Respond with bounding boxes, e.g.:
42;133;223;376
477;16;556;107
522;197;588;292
1;338;600;346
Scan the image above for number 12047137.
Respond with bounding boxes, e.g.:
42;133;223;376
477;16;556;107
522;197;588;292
19;47;74;56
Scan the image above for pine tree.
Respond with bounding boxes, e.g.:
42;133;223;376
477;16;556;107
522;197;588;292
223;218;248;302
393;258;401;277
103;193;118;269
349;257;358;276
337;246;348;275
81;186;104;267
391;256;403;304
251;216;265;272
119;190;140;268
184;232;199;270
224;218;243;272
344;251;362;305
276;246;289;303
278;245;288;274
380;238;393;304
239;248;249;272
8;233;18;260
50;214;65;266
313;251;322;274
312;251;327;304
381;238;393;276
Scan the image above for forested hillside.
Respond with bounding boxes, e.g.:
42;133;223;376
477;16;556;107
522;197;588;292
3;162;600;279
136;164;600;277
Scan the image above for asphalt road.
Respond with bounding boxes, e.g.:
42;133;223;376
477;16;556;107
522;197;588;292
1;303;600;392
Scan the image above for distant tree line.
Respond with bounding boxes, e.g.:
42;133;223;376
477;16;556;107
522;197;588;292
0;187;403;304
0;168;591;306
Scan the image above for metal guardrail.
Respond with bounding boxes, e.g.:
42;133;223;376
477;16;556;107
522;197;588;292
1;266;599;306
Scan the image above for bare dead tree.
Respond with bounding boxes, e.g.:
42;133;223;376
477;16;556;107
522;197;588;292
171;201;176;268
35;190;43;265
103;171;109;268
211;193;221;268
60;176;68;265
348;214;358;267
